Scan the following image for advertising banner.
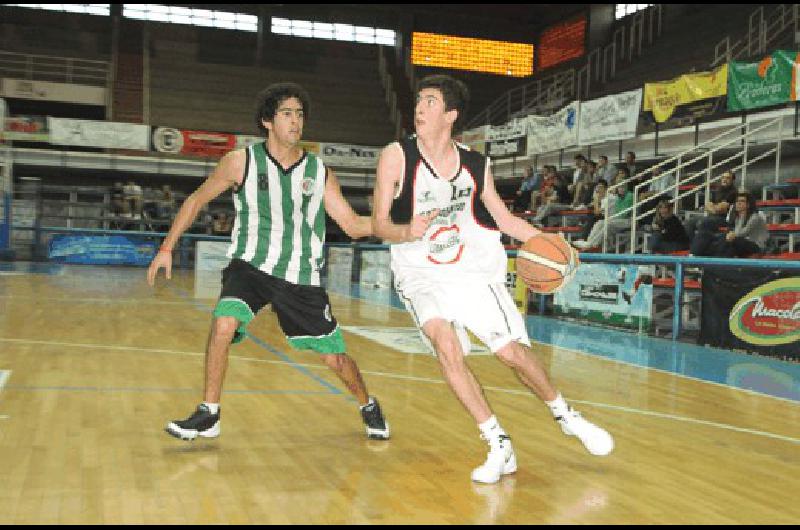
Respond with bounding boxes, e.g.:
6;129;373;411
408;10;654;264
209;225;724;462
526;100;580;155
700;268;799;358
644;64;728;123
319;143;380;168
49;118;150;150
487;117;528;142
2;116;49;142
327;246;354;284
578;89;642;146
152;127;236;158
360;248;391;288
727;50;800;111
553;264;654;331
488;137;526;158
48;235;157;265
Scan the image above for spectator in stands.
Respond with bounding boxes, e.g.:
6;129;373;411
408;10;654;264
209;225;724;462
572;160;596;208
512;165;540;212
647;199;689;253
577;178;609;241
109;182;130;230
573;177;634;250
531;165;556;209
123;180;143;219
621;151;637;177
684;170;737;240
569;154;587;202
691;191;768;257
157;184;176;219
597;155;617;182
649;164;676;198
531;172;571;227
212;212;232;236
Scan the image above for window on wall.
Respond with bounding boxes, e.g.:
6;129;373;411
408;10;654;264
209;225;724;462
615;4;653;20
5;4;110;16
123;5;258;32
271;17;396;46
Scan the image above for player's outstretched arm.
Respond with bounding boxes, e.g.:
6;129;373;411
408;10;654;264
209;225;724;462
147;150;244;286
324;168;372;239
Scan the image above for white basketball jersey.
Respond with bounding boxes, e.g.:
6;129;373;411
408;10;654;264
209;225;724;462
389;136;507;287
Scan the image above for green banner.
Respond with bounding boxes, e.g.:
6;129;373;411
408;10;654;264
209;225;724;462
727;50;800;111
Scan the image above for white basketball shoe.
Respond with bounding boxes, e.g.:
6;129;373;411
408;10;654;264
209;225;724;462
471;434;517;484
556;407;614;456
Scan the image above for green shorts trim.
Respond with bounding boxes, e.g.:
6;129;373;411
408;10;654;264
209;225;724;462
287;327;346;354
213;297;255;344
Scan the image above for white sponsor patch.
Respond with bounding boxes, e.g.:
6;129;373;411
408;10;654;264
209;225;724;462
341;326;491;355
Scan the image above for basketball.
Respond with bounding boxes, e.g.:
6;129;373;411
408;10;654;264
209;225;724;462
516;233;579;294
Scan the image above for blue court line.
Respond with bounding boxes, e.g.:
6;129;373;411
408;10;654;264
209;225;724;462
168;285;343;397
4;385;334;395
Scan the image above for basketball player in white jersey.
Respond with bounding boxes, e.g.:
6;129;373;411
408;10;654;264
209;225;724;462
372;75;613;484
148;83;389;441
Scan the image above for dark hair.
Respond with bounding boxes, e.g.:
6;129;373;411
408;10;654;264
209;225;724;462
596;179;608;188
254;83;311;135
737;191;757;213
599;155;608;162
416;74;470;132
574;154;586;161
617;166;631;179
723;170;737;181
626;151;636;159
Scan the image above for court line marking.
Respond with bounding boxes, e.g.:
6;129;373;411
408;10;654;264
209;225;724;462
329;290;800;407
2;337;798;445
0;370;11;420
0;295;194;306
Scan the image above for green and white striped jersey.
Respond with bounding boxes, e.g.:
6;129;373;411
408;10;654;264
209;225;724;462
227;142;327;286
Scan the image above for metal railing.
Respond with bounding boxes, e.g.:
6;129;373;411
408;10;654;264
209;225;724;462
466;5;662;128
0;50;110;87
601;116;785;252
712;4;799;67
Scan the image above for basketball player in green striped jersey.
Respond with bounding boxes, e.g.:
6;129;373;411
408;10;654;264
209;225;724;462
148;83;390;441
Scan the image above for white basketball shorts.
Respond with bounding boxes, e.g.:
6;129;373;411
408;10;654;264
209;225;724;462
395;279;531;355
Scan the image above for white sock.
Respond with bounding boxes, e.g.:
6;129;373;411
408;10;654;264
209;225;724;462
478;415;506;439
545;393;570;419
203;402;220;415
359;397;375;410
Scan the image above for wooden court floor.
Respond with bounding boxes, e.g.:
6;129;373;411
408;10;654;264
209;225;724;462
0;265;798;524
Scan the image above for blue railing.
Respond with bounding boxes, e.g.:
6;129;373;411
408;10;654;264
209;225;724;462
12;226;800;341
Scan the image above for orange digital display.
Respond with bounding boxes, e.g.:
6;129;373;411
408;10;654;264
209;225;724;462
538;16;586;70
412;32;534;78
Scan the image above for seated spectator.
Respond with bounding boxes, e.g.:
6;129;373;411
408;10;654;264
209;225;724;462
573;178;634;250
572;160;597;208
512;165;540;212
684;170;737;240
597;155;617;182
691;191;768;257
577;178;609;240
648;199;689;253
212;212;233;235
123;180;143;219
621;151;637;177
157;184;176;219
649;164;676;198
531;165;556;209
568;154;588;203
530;172;571;227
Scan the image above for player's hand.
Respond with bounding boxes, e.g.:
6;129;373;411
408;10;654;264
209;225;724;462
406;209;439;241
147;250;172;286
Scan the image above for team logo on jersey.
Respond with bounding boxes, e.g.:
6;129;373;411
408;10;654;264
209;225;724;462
418;190;436;204
427;224;464;265
301;176;316;196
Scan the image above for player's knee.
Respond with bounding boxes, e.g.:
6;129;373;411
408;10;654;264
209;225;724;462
321;354;345;372
433;339;466;370
495;342;526;368
212;316;239;342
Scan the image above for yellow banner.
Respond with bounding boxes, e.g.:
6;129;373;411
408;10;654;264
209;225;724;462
643;64;728;123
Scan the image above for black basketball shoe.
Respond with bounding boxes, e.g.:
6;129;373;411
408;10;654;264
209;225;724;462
166;404;220;441
360;397;390;440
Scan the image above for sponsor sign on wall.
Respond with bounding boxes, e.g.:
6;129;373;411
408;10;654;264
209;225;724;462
49;118;150;150
578;89;643;146
152;127;236;158
0;78;105;106
527;100;580;155
553;264;654;331
48;235;157;266
319;143;380;168
2;116;49;142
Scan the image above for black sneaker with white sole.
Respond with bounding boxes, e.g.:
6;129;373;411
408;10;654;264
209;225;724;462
360;398;390;440
165;404;221;441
